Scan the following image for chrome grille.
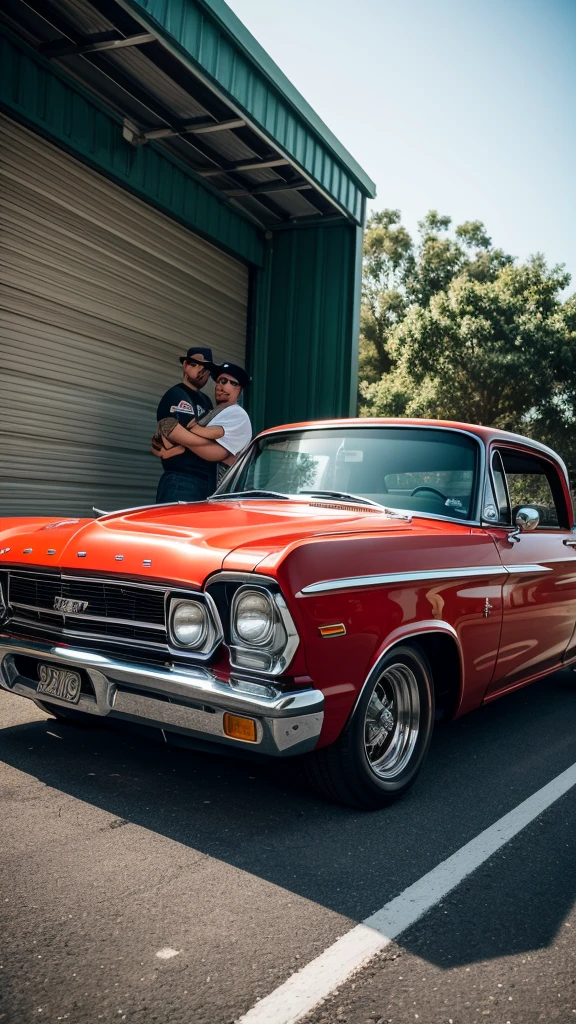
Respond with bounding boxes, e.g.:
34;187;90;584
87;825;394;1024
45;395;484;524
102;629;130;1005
7;570;168;651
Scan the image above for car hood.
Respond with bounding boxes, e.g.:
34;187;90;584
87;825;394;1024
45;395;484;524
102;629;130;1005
0;501;415;588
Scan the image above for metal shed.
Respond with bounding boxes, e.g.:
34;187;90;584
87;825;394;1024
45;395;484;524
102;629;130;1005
0;0;376;515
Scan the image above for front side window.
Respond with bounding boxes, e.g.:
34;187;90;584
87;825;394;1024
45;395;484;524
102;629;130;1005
217;427;480;520
495;448;568;529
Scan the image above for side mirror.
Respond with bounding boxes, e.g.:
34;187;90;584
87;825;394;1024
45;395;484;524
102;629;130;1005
515;506;540;532
508;506;540;543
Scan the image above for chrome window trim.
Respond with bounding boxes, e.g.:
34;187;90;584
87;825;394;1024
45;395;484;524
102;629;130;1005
483;449;510;526
488;441;571;533
215;423;486;526
297;563;551;597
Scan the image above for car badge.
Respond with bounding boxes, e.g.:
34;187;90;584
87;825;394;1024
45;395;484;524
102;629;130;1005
53;596;89;614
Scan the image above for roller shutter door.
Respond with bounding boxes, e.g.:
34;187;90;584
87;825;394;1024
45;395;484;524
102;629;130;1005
0;115;249;517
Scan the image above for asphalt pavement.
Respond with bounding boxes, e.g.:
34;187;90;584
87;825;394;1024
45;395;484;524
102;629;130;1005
1;667;576;1024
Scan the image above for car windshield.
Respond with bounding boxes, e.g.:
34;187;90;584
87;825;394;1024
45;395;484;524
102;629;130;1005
216;427;479;519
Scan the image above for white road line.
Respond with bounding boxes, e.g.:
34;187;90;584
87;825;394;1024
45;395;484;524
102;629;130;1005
238;760;576;1024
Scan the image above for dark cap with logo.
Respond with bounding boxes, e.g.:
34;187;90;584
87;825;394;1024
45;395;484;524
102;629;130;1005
211;362;251;388
179;346;213;366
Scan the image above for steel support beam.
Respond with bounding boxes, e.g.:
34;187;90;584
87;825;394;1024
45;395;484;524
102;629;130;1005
199;158;290;178
141;118;246;141
40;32;155;57
12;0;331;223
224;180;312;197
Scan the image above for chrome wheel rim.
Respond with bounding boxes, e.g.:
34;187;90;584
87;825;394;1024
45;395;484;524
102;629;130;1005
364;663;421;780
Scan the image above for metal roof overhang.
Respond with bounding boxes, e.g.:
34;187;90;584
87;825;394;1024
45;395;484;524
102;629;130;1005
1;0;375;229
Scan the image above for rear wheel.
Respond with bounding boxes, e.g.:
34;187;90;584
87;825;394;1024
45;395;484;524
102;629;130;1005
305;645;435;809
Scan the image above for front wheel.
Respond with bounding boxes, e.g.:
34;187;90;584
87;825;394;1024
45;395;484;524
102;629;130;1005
305;645;435;810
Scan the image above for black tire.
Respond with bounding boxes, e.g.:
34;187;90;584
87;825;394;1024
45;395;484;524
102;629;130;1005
304;644;435;810
34;700;101;727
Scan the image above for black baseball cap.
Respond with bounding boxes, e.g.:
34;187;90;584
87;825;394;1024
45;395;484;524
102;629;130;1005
179;346;213;365
211;362;251;388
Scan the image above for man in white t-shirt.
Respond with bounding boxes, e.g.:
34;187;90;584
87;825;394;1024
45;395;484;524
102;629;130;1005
156;362;252;486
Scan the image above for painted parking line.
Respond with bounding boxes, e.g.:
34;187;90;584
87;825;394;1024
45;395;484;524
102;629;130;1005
237;760;576;1024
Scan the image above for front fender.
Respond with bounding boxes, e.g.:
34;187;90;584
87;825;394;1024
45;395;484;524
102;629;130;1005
314;620;463;748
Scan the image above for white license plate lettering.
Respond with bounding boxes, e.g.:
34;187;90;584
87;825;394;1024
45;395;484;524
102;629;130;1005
37;664;81;704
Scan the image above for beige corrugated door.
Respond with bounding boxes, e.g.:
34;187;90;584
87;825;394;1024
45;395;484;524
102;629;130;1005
0;114;249;516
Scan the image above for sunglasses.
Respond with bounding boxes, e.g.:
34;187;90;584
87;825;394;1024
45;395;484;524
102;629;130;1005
186;358;211;370
216;376;240;387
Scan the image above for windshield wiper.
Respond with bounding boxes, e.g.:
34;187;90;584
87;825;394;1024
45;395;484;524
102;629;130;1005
210;489;290;501
298;490;386;509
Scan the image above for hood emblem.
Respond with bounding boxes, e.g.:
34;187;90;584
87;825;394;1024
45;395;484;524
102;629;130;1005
54;596;89;614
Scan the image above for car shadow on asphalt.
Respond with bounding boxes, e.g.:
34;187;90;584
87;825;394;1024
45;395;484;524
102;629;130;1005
393;780;576;968
2;669;576;965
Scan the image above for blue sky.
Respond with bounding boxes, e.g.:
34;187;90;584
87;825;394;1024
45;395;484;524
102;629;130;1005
227;0;576;292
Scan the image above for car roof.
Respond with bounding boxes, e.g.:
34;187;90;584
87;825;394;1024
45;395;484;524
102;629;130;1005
257;417;562;464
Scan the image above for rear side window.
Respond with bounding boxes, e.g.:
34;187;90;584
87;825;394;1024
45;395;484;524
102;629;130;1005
495;448;568;529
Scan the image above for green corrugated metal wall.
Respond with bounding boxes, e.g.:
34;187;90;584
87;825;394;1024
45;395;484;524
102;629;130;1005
0;28;264;267
126;0;369;223
248;223;362;432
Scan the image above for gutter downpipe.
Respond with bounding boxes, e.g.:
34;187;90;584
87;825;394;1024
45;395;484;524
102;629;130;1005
349;197;367;416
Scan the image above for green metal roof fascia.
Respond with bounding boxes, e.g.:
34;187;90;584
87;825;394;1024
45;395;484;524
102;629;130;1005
122;0;376;214
0;26;264;267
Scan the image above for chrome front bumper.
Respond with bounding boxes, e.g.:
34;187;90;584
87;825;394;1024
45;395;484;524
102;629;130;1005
0;636;324;757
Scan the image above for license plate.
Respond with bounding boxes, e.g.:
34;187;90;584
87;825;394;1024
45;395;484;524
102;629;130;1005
37;664;82;704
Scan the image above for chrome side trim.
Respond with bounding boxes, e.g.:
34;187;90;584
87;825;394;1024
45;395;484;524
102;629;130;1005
298;563;551;596
505;564;555;574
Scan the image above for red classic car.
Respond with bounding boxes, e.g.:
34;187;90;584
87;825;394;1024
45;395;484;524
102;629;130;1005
1;418;575;808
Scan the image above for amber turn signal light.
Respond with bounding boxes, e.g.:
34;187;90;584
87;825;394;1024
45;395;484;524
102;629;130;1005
223;713;258;743
318;623;346;638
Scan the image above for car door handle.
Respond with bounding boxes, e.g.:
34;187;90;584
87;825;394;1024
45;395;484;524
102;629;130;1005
563;538;576;547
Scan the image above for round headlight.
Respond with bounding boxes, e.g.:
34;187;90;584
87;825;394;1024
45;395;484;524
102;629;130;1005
234;591;274;645
171;601;208;647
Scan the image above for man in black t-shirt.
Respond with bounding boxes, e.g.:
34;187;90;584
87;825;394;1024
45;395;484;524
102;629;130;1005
155;347;216;504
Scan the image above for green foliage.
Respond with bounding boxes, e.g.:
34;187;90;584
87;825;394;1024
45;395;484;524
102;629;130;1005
359;209;576;477
360;209;415;380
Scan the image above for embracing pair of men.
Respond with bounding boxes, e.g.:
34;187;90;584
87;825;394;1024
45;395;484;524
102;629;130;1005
154;347;251;504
